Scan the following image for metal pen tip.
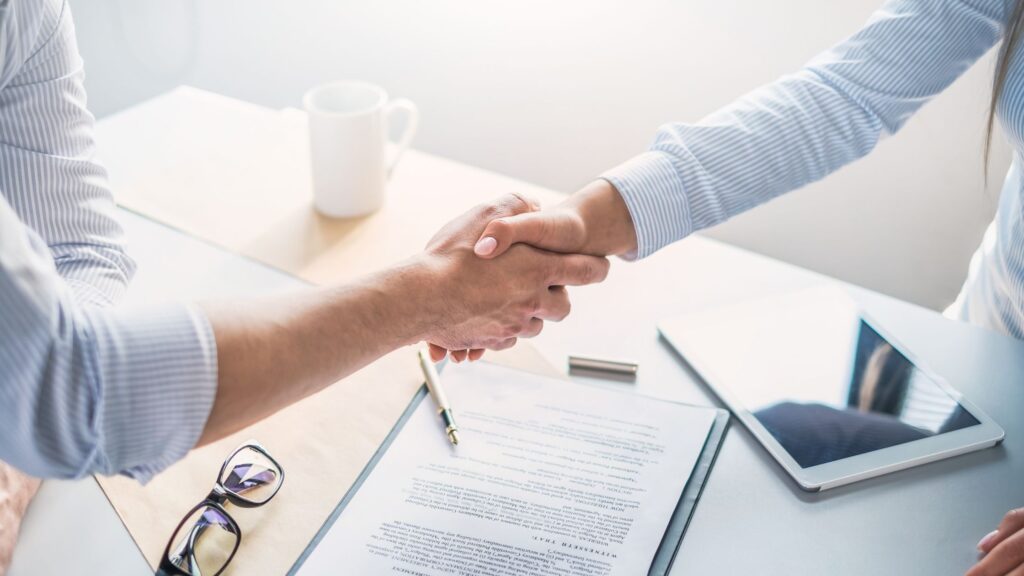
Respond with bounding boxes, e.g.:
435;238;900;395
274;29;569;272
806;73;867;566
448;429;460;446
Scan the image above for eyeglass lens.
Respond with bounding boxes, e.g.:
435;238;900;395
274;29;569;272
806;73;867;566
166;504;239;576
219;446;282;504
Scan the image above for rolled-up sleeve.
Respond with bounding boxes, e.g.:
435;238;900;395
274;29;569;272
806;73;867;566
603;0;1006;259
0;198;218;482
0;0;217;482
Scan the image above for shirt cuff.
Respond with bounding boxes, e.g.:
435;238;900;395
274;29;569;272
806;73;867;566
601;151;692;260
84;303;218;483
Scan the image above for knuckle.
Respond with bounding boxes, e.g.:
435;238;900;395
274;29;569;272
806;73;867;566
516;318;531;334
526;296;542;315
586;257;605;277
1002;508;1024;529
477;200;501;219
506;192;537;213
578;259;595;281
492;193;527;217
502;322;520;339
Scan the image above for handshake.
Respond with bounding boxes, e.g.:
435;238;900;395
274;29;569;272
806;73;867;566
412;179;638;362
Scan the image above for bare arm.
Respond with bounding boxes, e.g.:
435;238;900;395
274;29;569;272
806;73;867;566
200;193;611;448
198;261;435;444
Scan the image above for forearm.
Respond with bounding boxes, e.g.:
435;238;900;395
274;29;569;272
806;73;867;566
198;260;437;444
1;192;604;480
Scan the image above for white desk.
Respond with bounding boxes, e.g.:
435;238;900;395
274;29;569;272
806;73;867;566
533;236;1024;574
9;87;1024;574
10;207;1024;575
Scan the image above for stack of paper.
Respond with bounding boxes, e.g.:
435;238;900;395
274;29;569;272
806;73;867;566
295;362;718;576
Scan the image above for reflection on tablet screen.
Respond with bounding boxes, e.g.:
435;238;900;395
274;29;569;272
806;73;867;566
753;320;979;468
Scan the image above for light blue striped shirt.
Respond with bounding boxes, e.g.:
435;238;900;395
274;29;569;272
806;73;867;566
605;0;1024;338
0;0;217;481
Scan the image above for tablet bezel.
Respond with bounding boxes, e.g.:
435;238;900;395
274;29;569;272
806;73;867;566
658;288;1005;492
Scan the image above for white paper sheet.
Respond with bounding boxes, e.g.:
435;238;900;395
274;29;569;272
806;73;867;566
297;361;716;576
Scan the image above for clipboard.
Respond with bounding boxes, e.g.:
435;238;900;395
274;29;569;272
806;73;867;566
289;382;730;576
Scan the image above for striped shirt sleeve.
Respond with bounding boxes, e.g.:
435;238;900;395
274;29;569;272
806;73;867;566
0;1;218;482
0;0;134;307
603;0;1007;259
0;199;218;481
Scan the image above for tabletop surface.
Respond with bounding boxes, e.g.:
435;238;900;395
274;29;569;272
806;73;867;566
12;208;1024;576
10;88;1024;575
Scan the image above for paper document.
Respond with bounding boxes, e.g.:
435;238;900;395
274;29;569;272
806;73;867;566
296;362;716;576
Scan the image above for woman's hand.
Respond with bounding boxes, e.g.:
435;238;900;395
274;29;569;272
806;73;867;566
968;507;1024;576
0;462;40;571
472;179;638;260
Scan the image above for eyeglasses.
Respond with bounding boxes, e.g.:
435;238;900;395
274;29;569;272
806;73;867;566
156;441;284;576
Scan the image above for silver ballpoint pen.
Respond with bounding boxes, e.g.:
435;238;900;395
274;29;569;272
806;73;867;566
417;348;460;445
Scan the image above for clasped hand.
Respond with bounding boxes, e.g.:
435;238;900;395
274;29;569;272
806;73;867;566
425;179;636;362
418;192;609;362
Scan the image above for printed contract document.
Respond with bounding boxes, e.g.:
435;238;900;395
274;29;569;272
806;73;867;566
297;362;717;576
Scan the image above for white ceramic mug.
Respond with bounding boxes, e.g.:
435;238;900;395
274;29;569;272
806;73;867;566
303;81;419;218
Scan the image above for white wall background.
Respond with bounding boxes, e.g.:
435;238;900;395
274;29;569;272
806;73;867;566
71;0;1011;310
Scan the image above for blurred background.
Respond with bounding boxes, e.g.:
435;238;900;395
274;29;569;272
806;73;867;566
72;0;1010;311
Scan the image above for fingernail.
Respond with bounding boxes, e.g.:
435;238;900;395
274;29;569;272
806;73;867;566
978;529;999;551
474;236;497;256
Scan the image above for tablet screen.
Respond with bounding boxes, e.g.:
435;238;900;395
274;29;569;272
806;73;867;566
674;288;979;468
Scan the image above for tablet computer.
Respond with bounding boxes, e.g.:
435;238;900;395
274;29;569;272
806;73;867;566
658;284;1004;491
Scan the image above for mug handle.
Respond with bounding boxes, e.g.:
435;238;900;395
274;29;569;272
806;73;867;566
384;98;419;178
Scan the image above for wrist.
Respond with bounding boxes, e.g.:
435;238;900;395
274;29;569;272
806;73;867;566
564;179;638;257
379;255;448;347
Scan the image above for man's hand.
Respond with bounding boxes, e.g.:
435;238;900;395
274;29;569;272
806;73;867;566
421;193;610;361
198;193;608;446
968;507;1024;576
472;179;638;260
0;463;40;571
